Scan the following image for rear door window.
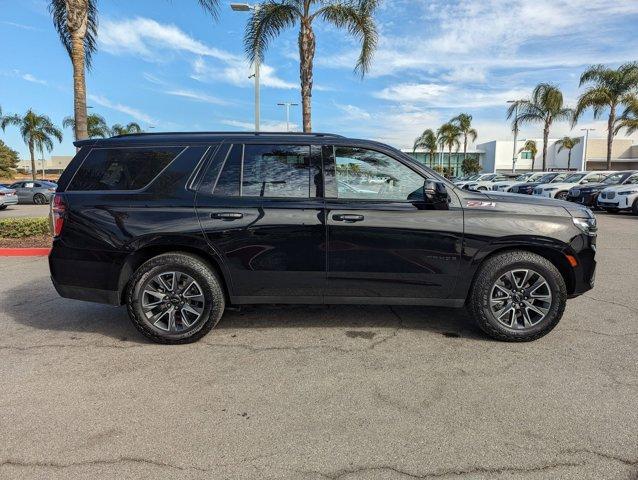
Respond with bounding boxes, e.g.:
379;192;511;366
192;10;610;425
67;147;184;191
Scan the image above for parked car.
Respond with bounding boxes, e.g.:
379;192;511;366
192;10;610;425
464;173;513;191
533;171;614;200
509;172;568;195
454;173;493;189
8;180;57;204
597;172;638;214
491;172;547;192
49;132;597;344
0;186;18;210
566;170;638;208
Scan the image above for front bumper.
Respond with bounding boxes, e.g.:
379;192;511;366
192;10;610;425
598;196;631;210
566;192;598;207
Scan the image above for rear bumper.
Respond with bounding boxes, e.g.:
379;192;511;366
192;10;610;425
1;196;19;206
51;277;121;305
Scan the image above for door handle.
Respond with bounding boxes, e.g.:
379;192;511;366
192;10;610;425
332;214;364;223
211;212;244;220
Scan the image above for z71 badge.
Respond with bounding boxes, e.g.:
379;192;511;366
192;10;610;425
465;200;497;208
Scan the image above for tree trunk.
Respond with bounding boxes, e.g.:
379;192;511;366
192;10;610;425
606;105;616;170
71;31;88;141
29;141;36;181
567;150;571;170
542;122;550;171
463;135;467;161
448;146;452;177
298;20;315;133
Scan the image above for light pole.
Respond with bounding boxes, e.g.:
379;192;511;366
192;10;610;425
231;3;260;132
507;100;520;173
580;128;595;171
277;102;298;131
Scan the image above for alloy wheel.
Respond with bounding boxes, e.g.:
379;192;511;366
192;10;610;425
140;271;205;333
489;269;552;330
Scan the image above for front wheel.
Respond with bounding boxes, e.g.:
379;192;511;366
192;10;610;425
468;250;566;342
126;252;225;344
632;199;638;216
555;191;568;200
0;205;7;210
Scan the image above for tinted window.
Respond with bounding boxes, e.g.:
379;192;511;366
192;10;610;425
213;145;241;196
625;174;638;185
603;173;624;184
68;147;183;191
242;145;312;198
334;147;424;201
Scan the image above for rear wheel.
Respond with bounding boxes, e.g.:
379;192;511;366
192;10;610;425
632;199;638;215
468;251;566;342
33;193;47;204
126;252;225;344
0;205;6;210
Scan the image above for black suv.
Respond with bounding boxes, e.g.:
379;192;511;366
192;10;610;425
566;170;638;208
49;132;597;344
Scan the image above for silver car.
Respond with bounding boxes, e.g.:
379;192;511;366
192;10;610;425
8;181;57;204
0;186;19;210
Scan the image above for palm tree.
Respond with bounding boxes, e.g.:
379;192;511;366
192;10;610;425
413;129;437;167
63;113;110;139
244;0;379;132
0;106;19;133
451;113;478;162
555;136;581;170
49;0;219;141
2;110;63;180
437;123;461;177
615;98;638;136
507;83;573;171
111;122;143;136
574;63;638;169
518;140;538;171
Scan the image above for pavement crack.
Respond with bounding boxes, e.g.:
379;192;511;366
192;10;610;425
0;456;207;472
582;295;638;315
0;342;144;352
561;449;638;466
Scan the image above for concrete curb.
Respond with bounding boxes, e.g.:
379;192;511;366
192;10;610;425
0;248;51;256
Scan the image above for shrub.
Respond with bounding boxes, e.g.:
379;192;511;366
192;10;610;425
0;217;50;238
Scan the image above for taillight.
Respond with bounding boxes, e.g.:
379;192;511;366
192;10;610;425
51;194;66;237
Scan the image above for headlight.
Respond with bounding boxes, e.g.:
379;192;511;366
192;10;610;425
572;217;597;235
618;189;638;195
544;187;558;191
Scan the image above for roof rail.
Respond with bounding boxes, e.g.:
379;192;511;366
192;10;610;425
110;131;345;139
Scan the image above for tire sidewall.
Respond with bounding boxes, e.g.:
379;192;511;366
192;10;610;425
474;255;566;340
127;254;224;343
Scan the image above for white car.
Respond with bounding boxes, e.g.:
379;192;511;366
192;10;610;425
464;173;513;191
0;186;19;210
490;172;548;192
597;172;638;214
532;171;615;200
454;173;493;189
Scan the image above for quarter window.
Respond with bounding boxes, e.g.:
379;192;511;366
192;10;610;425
333;147;424;201
68;147;183;191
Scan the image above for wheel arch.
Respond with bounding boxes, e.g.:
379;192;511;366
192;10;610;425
465;243;576;303
117;244;232;305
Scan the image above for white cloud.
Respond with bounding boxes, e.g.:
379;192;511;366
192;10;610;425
373;83;530;109
100;17;296;90
21;73;47;85
164;89;230;106
334;103;371;120
88;94;156;125
221;119;299;132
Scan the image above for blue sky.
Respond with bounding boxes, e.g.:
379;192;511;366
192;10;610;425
1;0;638;158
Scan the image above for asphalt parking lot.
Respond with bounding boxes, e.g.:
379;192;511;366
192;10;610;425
0;213;636;480
0;204;50;218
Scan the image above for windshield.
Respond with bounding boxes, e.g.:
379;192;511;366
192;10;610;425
482;174;496;181
465;174;480;181
514;174;530;181
603;173;625;184
624;174;638;185
561;173;585;183
529;173;546;181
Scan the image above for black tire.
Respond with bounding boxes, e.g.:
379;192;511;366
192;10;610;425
555;191;568;200
606;208;620;214
468;250;567;342
126;252;225;344
0;205;7;210
632;199;638;216
33;193;47;205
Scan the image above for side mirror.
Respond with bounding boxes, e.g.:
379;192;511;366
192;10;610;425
421;180;449;210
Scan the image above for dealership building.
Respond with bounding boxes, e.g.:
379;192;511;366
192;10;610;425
407;136;638;176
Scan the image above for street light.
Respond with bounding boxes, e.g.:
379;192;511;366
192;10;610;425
507;100;521;173
277;102;298;132
580;128;595;171
231;2;260;132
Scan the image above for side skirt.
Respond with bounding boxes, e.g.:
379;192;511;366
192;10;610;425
231;295;465;308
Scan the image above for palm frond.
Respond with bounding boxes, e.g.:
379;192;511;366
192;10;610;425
317;0;379;76
244;1;300;65
49;0;99;68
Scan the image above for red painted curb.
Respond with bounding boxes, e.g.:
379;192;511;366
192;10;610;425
0;248;51;256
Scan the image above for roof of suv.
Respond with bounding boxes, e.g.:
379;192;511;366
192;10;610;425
73;131;349;147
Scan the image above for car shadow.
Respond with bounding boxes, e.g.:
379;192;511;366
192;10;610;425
2;273;489;345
